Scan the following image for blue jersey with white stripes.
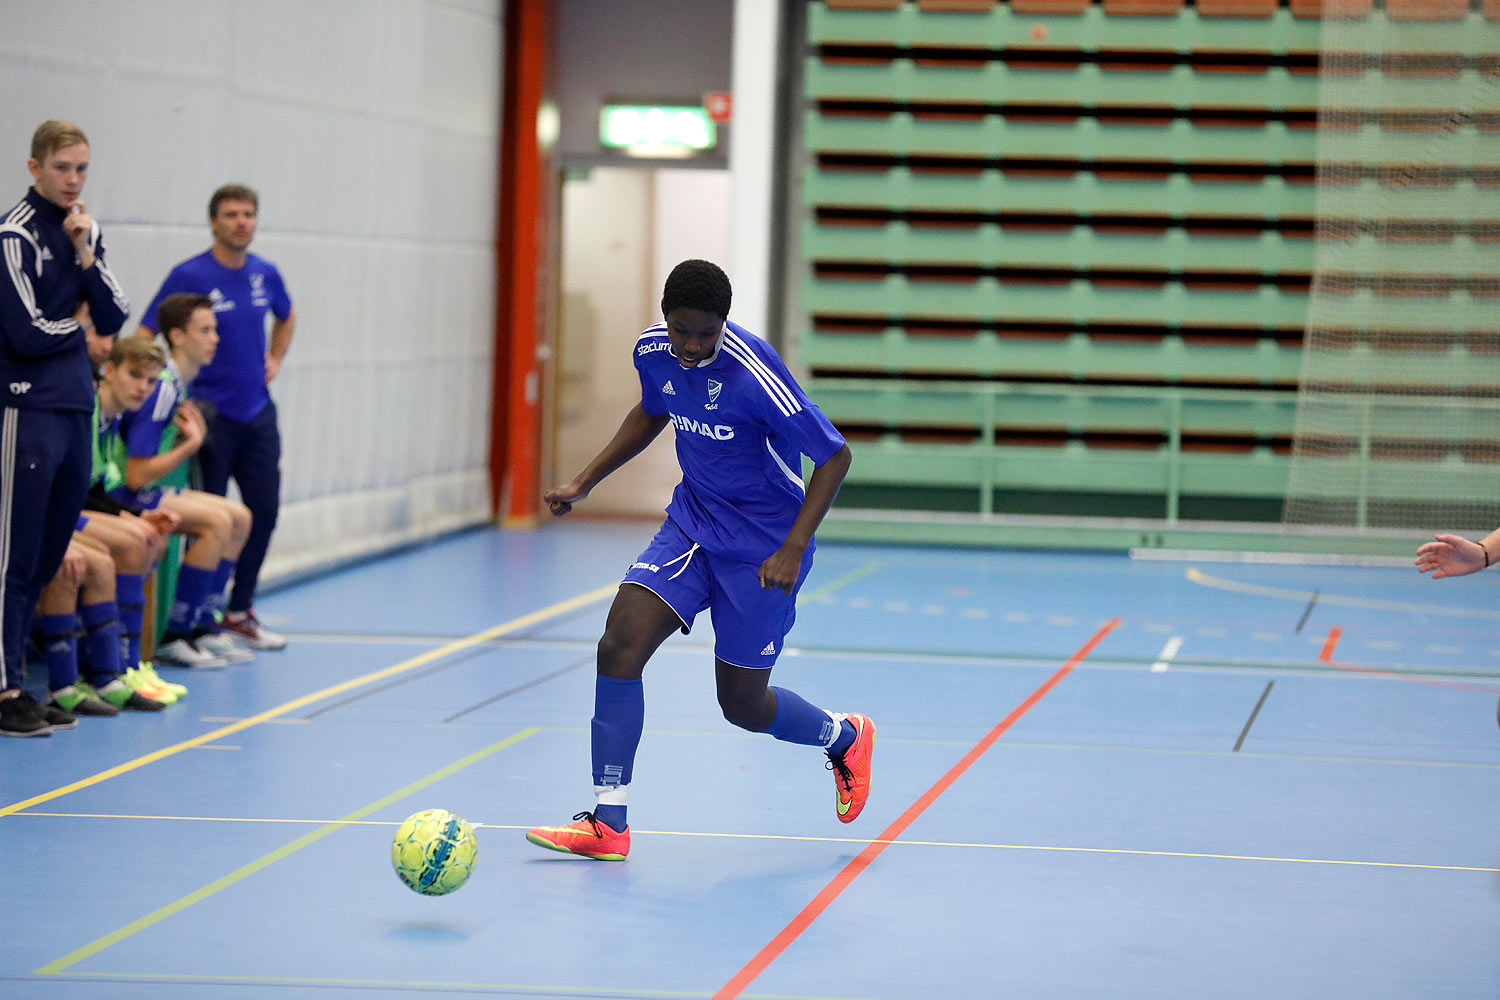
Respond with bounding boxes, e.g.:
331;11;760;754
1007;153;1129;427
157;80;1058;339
110;359;184;509
634;320;845;562
0;189;130;412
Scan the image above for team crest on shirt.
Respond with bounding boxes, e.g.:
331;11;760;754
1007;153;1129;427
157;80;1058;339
705;379;722;410
250;271;269;307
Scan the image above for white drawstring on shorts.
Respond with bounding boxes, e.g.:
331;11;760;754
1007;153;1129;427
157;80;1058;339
662;543;700;580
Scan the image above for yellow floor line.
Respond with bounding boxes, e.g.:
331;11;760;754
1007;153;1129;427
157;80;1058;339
34;727;539;976
54;971;737;999
798;560;881;602
0;583;617;819
15;811;1491;874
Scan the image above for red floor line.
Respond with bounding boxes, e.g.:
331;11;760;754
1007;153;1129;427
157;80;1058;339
1318;623;1500;693
711;617;1122;1000
1320;625;1342;662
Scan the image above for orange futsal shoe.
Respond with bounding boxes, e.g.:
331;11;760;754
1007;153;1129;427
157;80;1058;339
828;713;875;824
526;811;630;861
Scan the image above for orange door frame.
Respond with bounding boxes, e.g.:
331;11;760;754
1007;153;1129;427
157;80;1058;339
491;0;551;525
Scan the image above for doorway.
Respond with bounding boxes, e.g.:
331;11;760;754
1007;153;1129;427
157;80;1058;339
551;166;730;516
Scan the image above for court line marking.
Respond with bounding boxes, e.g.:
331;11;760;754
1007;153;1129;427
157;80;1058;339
1320;625;1342;662
15;813;1492;873
0;583;618;819
1317;623;1500;694
1186;567;1500;621
34;727;540;976
1294;589;1319;633
713;618;1122;1000
1150;635;1182;673
1232;680;1275;752
798;560;881;603
217;630;1500;685
29;971;735;1000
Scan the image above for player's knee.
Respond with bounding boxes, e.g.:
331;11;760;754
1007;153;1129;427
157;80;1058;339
718;690;771;733
596;630;646;680
231;502;253;540
83;547;114;586
204;507;233;544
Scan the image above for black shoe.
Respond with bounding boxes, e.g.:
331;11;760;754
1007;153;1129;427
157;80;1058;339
39;702;78;730
50;683;120;717
0;693;54;737
95;678;166;712
118;690;166;712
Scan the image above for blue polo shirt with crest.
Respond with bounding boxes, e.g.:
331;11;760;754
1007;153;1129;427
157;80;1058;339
138;250;291;423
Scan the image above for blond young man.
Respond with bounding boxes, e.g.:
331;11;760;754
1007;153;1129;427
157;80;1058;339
85;335;187;700
0;120;129;736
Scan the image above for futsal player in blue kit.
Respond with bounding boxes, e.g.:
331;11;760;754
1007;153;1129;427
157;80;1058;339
526;260;873;860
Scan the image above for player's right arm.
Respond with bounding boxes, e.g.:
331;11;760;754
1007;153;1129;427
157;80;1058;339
544;403;669;516
123;399;206;490
69;210;129;337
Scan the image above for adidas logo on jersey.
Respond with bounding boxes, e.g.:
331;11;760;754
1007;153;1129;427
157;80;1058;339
760;641;776;656
661;381;676;395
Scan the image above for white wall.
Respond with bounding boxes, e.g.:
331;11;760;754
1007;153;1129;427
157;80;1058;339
728;0;780;341
0;0;502;581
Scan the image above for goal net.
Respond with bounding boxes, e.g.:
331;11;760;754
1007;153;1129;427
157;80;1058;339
1283;0;1500;535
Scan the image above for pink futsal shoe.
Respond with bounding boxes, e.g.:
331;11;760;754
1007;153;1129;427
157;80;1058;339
526;811;630;860
828;713;875;824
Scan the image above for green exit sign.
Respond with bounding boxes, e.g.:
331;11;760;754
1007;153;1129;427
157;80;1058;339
600;105;717;152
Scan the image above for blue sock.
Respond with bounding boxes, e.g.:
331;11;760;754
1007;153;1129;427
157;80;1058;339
829;719;857;757
167;564;215;637
79;601;125;686
763;686;843;748
205;558;236;624
116;573;145;667
37;613;79;692
591;676;644;831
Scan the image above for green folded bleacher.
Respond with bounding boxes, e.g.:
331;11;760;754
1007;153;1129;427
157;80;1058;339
794;0;1500;548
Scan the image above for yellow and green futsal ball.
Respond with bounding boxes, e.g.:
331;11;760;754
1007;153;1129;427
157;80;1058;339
391;809;477;895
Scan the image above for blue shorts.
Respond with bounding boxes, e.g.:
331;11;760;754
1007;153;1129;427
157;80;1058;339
622;518;812;668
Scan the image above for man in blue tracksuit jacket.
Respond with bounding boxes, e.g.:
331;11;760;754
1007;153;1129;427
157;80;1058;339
0;120;129;736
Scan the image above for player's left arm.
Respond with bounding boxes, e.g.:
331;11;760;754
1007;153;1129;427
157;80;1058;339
759;440;852;594
264;269;292;383
266;306;296;384
752;347;853;592
76;223;130;337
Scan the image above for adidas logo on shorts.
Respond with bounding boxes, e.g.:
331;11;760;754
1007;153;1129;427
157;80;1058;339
662;381;676;395
760;641;776;656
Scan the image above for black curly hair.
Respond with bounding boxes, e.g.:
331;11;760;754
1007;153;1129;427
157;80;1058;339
661;259;732;320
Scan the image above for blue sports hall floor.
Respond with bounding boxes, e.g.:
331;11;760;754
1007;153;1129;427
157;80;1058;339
3;521;1498;999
